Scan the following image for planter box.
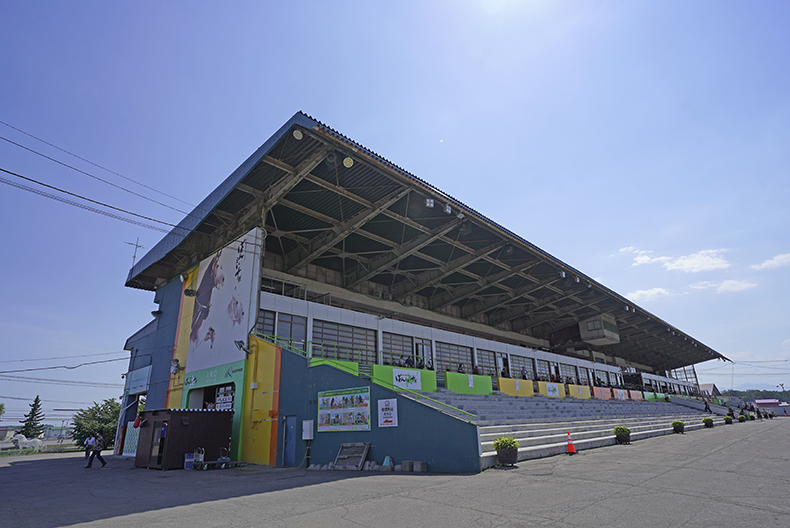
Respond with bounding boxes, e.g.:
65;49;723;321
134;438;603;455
615;434;631;445
497;448;518;466
673;425;685;434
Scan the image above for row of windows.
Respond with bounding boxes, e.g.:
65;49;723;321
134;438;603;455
256;309;620;384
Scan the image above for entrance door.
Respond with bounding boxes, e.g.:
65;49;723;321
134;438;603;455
283;416;296;466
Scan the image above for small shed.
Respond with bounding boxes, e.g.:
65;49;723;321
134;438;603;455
134;409;233;470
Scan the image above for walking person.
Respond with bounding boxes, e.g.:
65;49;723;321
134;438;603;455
85;431;106;469
83;434;95;459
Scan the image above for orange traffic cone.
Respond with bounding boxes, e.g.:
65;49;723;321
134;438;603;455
567;432;576;455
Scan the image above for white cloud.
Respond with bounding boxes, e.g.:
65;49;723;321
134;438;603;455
626;287;670;302
750;253;790;270
690;279;757;294
716;280;757;293
619;246;672;266
663;249;730;273
634;253;672;266
782;339;790;349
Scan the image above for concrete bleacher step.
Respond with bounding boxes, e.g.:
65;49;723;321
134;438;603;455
408;389;717;470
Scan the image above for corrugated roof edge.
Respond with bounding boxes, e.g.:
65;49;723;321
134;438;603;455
125;112;318;287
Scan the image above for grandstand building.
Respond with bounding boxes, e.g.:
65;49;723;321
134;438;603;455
117;112;728;472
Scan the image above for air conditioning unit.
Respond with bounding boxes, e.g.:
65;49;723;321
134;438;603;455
373;290;382;298
383;292;392;300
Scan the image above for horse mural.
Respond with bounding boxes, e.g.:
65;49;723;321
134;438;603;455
11;434;45;454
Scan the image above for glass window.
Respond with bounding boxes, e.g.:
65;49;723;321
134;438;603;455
256;309;275;336
312;320;376;364
559;364;577;384
382;332;412;366
476;349;497;377
277;314;307;348
435;342;473;374
536;360;550;381
509;355;534;380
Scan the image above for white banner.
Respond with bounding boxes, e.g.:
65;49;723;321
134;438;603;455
186;228;262;372
392;368;422;391
546;383;560;397
378;399;398;427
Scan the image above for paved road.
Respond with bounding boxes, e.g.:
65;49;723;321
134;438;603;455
2;418;789;528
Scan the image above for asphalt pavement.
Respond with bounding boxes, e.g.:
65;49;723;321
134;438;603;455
2;417;789;528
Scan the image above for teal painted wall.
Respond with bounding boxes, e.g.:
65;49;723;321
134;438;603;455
278;351;480;473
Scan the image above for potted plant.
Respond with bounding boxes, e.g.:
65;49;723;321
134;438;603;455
613;425;631;444
749;414;755;421
672;420;685;434
724;416;733;425
492;436;520;466
738;414;746;422
703;417;714;428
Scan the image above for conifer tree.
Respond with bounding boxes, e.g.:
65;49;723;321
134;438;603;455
19;395;45;438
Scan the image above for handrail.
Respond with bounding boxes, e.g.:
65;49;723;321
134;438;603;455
308;340;376;364
251;333;307;356
369;375;475;423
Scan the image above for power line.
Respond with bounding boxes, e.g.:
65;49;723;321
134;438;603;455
0;374;123;388
0;169;171;233
0;395;95;404
1;166;262;253
0;357;127;374
0;351;127;364
0;135;192;217
0;120;195;208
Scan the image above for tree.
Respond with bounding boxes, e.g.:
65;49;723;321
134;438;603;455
71;399;121;448
19;395;45;438
0;401;5;420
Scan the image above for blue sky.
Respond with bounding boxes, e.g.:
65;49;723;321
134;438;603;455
1;1;788;424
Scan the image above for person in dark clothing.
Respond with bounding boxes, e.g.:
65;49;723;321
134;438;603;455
456;363;466;374
85;431;107;468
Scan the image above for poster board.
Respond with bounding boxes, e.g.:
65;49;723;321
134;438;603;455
318;387;371;432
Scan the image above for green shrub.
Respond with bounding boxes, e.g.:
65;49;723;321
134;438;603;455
492;436;520;450
749;414;755;421
724;416;733;424
738;415;746;422
613;425;631;437
671;420;685;428
702;417;714;425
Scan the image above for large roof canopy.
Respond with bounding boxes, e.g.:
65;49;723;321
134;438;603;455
127;112;727;371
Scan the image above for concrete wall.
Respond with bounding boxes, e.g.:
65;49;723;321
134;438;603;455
122;278;183;423
277;350;481;473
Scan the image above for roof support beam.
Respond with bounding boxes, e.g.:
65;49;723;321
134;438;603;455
235;146;332;229
490;285;590;326
344;217;463;289
430;260;541;311
284;187;412;273
393;241;506;300
462;275;561;319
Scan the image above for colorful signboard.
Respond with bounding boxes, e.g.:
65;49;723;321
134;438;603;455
318;387;371;432
392;368;422;390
